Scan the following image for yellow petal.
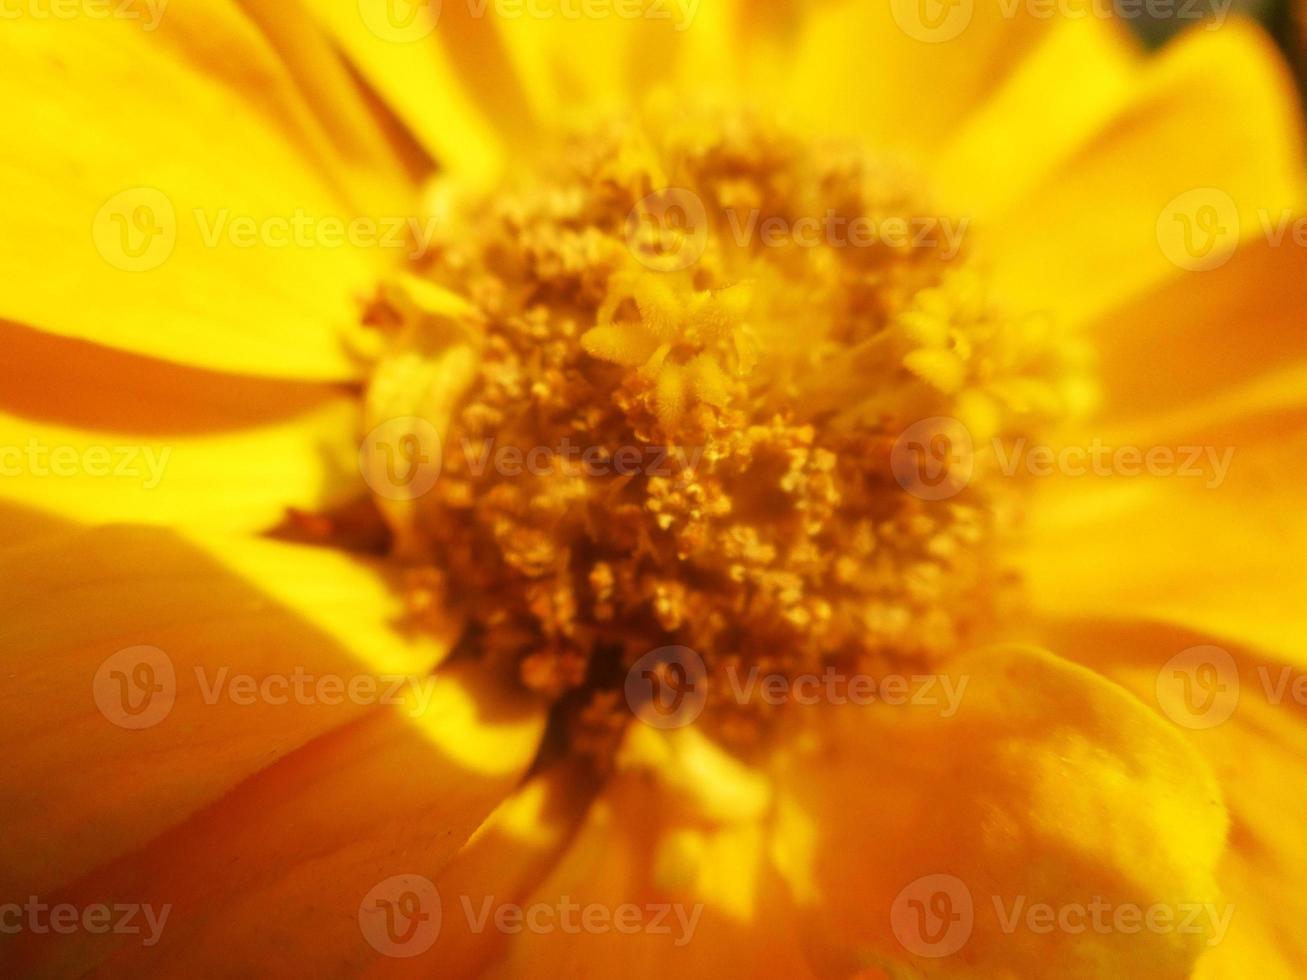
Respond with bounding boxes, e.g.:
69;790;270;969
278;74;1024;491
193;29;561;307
986;19;1305;328
1020;407;1307;667
771;644;1226;977
935;15;1141;218
232;0;427;211
303;0;506;183
783;0;1054;161
0;323;363;531
0;527;454;899
0;7;397;380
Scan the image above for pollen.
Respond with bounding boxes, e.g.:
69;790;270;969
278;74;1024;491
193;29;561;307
362;105;1085;767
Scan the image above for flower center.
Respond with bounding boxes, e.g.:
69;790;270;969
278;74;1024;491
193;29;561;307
361;106;1083;767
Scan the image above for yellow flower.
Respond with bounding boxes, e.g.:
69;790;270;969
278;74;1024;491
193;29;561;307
1;1;1304;977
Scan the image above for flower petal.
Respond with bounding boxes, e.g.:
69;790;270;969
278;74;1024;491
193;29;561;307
1019;407;1307;667
1037;620;1307;977
934;16;1141;219
0;4;399;380
986;19;1304;328
782;0;1055;160
301;0;508;183
1086;236;1307;424
0;323;363;531
0;661;544;977
0;526;454;899
369;762;596;978
480;739;817;979
771;644;1226;977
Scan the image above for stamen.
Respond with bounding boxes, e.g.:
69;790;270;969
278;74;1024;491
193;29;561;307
363;107;1081;768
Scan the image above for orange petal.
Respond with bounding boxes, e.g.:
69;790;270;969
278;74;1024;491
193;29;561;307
0;526;454;899
0;660;543;976
1087;235;1307;424
986;19;1305;328
771;644;1226;977
367;762;597;978
480;737;816;979
1038;620;1307;976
